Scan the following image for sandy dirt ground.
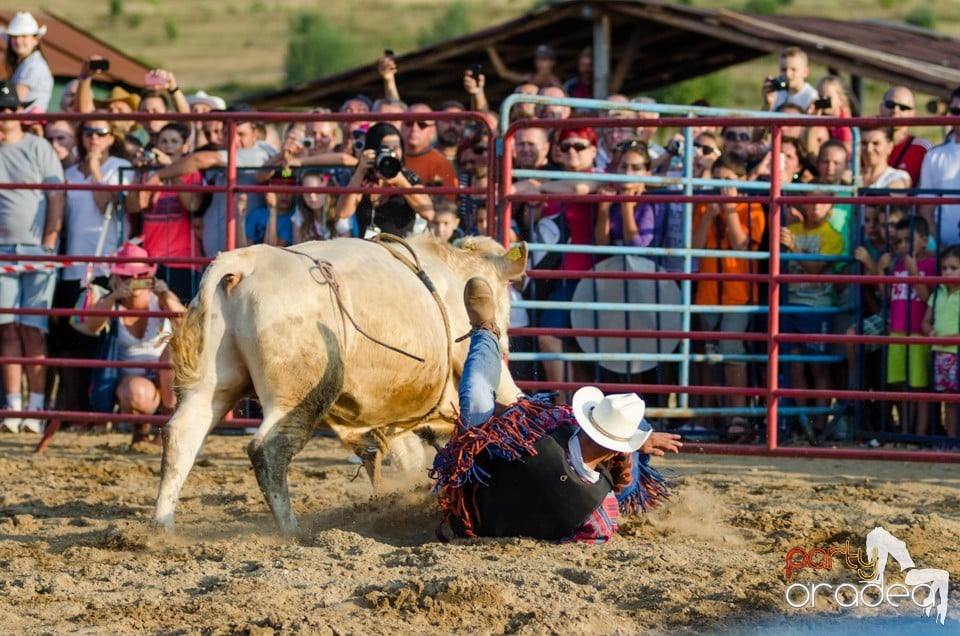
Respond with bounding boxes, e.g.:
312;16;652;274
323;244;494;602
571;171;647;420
1;430;958;635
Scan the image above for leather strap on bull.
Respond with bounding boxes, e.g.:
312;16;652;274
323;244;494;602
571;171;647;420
281;234;455;428
370;233;456;424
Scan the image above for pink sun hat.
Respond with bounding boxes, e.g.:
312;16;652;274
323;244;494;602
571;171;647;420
109;243;157;277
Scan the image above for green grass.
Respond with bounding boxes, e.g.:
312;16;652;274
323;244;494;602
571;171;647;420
20;0;960;111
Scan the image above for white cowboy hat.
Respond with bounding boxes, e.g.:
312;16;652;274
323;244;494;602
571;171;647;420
2;12;47;38
186;90;226;111
572;386;651;453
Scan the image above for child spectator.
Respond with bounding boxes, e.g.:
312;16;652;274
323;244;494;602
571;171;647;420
780;192;845;439
876;216;934;435
922;245;960;441
430;197;464;244
691;154;766;442
762;46;818;112
811;75;854;154
844;205;907;422
292;171;353;242
594;140;659;248
244;176;297;247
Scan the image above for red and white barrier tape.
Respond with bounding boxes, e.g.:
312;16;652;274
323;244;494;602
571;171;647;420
0;260;80;275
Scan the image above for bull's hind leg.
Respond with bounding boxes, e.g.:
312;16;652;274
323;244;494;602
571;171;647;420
247;405;314;535
152;389;239;531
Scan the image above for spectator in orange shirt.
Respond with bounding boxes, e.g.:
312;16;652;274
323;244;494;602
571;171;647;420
691;154;766;441
402;103;458;190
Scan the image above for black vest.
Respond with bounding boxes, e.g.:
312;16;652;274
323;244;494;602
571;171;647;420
466;428;614;540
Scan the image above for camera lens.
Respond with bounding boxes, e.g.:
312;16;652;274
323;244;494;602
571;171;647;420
375;147;402;179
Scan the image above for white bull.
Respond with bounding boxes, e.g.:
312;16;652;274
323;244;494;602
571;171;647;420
152;234;527;534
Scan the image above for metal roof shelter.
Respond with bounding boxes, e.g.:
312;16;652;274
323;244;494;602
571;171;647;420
244;0;960;110
0;11;149;91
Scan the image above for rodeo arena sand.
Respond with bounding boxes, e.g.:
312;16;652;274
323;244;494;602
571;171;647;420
0;430;956;635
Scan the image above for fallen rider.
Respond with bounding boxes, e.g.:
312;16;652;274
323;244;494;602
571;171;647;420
432;277;682;543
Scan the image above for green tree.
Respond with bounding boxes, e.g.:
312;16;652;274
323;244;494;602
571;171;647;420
164;17;178;42
109;0;123;19
417;1;474;48
285;12;360;84
905;7;936;30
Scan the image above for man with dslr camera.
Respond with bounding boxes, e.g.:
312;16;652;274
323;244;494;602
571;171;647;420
761;46;818;112
335;122;433;238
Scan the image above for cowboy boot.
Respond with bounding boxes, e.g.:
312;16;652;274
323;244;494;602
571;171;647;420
460;277;500;341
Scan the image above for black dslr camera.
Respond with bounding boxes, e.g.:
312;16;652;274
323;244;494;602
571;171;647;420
771;76;789;91
375;147;402;179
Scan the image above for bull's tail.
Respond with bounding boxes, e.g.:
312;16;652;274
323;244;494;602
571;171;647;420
169;256;247;393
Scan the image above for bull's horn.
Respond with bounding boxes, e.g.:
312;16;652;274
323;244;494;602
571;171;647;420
496;242;527;280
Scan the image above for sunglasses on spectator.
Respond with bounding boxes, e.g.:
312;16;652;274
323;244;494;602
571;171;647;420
83;127;112;137
617;140;647;153
883;100;914;112
117;273;153;280
403;121;434;129
559;140;591;152
473;144;488;155
950;107;960;116
694;143;720;155
723;131;751;142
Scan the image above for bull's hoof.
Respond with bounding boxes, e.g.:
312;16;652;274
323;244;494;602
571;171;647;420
148;514;176;533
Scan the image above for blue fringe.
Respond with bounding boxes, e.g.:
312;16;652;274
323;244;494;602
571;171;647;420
430;395;571;492
616;452;672;516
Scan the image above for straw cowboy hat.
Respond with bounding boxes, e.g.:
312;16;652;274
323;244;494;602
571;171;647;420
572;386;652;453
1;12;47;38
93;86;140;111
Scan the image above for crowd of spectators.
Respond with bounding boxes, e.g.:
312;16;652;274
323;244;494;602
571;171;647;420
1;10;959;449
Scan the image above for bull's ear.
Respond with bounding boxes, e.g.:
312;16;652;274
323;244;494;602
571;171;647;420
494;242;528;280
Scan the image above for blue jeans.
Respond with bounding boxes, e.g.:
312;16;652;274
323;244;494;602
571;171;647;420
459;330;502;429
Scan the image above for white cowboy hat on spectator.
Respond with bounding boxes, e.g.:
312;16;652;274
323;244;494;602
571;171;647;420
187;90;226;111
572;386;651;453
1;12;47;38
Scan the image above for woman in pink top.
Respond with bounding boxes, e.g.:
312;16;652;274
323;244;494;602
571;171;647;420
131;122;202;301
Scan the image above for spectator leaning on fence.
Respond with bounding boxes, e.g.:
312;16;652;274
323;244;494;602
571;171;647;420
876;216;934;437
779;191;844;441
0;81;64;434
692;154;766;443
922;244;960;442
